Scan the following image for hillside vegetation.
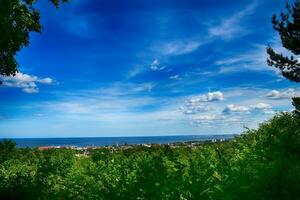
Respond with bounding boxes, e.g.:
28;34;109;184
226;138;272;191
0;113;299;200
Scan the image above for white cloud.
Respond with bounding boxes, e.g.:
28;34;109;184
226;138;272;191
250;102;272;110
0;72;54;94
206;91;225;101
188;91;224;103
150;59;165;71
250;103;274;114
223;102;272;113
180;91;223;115
266;88;297;99
178;88;285;128
2;73;37;84
209;2;257;40
223;104;250;113
22;87;39;94
37;78;53;84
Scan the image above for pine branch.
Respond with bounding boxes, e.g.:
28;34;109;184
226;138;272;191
267;47;300;82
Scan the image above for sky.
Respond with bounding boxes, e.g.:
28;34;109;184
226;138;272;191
0;0;299;138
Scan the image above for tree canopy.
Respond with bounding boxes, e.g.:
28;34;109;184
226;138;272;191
267;0;300;82
0;0;67;79
267;0;300;114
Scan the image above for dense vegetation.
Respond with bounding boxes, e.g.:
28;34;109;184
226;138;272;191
0;113;299;200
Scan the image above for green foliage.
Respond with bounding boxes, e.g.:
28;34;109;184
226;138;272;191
0;113;299;199
266;0;300;82
0;139;16;163
0;0;67;78
292;97;300;116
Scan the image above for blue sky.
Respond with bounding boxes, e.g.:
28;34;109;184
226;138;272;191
0;0;299;138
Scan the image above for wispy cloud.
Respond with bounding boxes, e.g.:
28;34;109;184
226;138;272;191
160;40;203;56
169;74;181;80
127;65;146;79
215;33;296;75
32;85;181;127
132;83;154;92
208;1;257;40
59;11;95;38
97;82;155;96
215;44;272;74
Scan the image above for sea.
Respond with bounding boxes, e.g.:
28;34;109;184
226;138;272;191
2;135;237;148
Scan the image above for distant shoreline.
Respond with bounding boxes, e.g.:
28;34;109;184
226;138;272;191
0;134;238;139
1;134;238;148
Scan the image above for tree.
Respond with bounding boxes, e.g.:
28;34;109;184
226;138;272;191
267;0;300;114
0;139;16;162
292;97;300;115
0;0;67;82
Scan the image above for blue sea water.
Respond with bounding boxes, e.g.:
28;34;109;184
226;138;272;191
2;135;237;148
